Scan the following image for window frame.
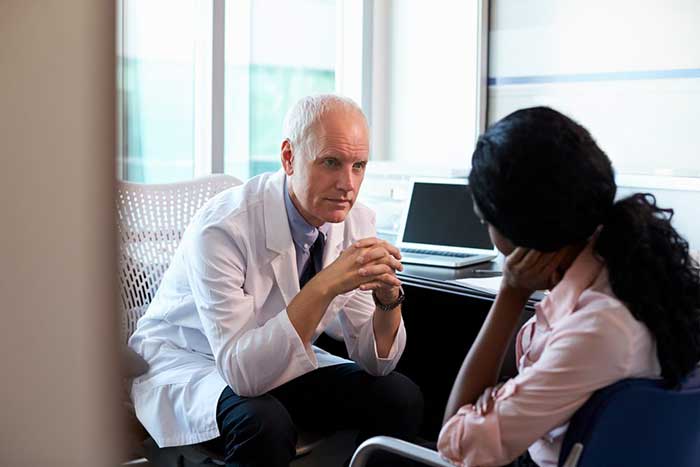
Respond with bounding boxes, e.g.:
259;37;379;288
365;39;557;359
117;0;490;182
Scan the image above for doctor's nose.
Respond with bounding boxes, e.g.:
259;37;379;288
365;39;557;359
336;167;356;193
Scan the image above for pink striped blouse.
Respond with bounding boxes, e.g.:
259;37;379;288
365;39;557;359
437;244;661;466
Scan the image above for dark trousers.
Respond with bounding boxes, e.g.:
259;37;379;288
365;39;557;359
209;362;423;467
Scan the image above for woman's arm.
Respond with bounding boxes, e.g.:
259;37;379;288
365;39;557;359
442;286;530;422
443;248;567;423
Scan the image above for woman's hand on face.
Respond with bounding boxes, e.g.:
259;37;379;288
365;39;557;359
501;247;568;296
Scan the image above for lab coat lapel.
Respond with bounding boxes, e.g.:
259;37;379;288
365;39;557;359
264;171;299;306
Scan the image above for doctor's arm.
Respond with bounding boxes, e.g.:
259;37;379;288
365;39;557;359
353;238;404;358
186;225;320;397
371;299;402;358
287;239;403;346
334;238;406;374
356;238;403;358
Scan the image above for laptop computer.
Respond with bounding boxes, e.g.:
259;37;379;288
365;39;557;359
397;178;498;268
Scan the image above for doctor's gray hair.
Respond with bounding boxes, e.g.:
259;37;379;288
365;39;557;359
282;94;367;160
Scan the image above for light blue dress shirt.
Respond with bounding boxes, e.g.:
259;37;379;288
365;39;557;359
283;177;331;276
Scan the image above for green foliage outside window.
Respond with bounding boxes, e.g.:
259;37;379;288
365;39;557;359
248;64;334;176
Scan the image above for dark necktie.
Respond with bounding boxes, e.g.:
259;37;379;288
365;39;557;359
299;232;325;288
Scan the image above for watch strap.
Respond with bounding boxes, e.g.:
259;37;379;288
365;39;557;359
372;286;405;311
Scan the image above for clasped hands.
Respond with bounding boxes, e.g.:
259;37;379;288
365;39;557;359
319;237;403;305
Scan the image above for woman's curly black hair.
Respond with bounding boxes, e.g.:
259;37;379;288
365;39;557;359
468;106;700;387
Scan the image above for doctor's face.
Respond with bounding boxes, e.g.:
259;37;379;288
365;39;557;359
283;109;369;226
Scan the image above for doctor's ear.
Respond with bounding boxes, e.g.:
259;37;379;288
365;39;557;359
281;140;294;176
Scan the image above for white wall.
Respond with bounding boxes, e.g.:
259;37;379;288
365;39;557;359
250;0;336;69
489;0;700;249
372;0;480;167
0;1;121;465
360;1;484;235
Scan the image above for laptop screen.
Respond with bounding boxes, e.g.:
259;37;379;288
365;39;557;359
401;181;494;250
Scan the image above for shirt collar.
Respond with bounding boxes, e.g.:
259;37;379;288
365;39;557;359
283;176;330;250
536;240;604;327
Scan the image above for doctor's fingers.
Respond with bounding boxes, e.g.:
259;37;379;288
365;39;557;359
357;273;402;291
354;239;402;261
356;245;402;266
358;250;403;272
353;237;383;249
358;263;400;278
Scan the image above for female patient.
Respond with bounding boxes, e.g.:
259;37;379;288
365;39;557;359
438;107;700;467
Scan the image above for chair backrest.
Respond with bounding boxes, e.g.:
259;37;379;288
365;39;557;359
559;368;700;467
117;174;242;342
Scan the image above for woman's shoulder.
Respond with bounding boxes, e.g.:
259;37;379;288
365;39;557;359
576;268;633;321
563;270;655;358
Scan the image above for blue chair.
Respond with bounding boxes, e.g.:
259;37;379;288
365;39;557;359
350;370;700;467
559;368;700;467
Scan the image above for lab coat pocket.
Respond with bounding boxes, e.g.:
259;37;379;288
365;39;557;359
133;369;192;389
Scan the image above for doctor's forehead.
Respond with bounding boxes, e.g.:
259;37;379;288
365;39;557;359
308;117;369;152
310;108;368;137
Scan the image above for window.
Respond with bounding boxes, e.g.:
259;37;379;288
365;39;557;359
488;0;700;183
118;0;212;183
118;0;359;184
116;0;488;240
488;0;700;249
358;1;487;240
224;0;338;180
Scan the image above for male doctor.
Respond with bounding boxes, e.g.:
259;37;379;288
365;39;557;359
129;94;423;467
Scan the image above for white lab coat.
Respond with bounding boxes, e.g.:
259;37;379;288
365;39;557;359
129;170;407;448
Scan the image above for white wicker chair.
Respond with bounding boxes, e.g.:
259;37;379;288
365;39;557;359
117;175;241;466
117;174;241;343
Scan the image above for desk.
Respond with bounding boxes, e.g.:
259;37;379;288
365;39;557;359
400;261;545;304
395;262;537;440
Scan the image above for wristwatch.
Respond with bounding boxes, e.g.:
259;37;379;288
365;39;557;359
372;286;405;311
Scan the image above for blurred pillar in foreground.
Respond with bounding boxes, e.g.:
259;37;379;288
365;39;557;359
0;1;122;466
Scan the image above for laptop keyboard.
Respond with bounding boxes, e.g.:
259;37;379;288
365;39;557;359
401;248;477;259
